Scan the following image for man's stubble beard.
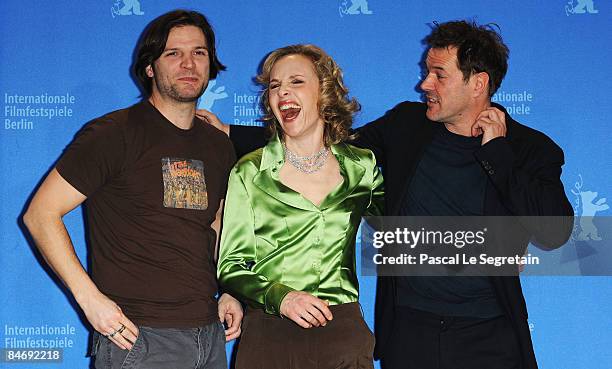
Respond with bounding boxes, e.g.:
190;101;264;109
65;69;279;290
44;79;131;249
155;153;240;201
154;77;208;103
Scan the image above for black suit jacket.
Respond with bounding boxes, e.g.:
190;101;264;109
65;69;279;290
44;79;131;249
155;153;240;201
352;101;573;368
229;101;574;369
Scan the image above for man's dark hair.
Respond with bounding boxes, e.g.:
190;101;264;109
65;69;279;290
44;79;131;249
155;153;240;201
133;9;226;95
425;20;509;96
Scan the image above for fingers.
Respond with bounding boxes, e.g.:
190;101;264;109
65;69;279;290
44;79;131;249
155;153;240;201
120;318;139;346
482;107;506;129
280;292;333;328
224;313;241;341
218;293;244;341
195;109;217;124
473;110;494;132
303;303;332;327
104;315;139;350
107;327;129;350
225;326;241;341
472;107;507;144
472;117;494;136
91;308;130;349
489;107;505;123
79;292;140;350
299;309;320;327
475;107;504;126
472;110;488;137
96;309;138;350
474;116;495;125
195;109;222;130
304;306;326;327
289;310;314;329
195;109;230;135
195;109;211;120
310;298;333;321
477;107;503;119
195;110;215;126
105;324;128;350
224;313;235;332
296;304;330;328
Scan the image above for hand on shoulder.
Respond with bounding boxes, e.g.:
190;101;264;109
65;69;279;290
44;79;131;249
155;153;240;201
196;109;230;136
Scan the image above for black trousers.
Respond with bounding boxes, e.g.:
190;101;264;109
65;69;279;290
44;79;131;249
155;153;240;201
381;306;521;369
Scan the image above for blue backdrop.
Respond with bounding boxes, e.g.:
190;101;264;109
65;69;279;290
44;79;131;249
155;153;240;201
1;1;610;368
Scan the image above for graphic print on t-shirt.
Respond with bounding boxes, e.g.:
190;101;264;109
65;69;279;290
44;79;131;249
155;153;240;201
162;157;208;210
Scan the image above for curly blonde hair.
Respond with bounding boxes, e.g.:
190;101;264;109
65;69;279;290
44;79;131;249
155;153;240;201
256;44;360;146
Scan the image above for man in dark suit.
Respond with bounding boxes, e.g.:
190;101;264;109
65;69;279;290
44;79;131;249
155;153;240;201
351;21;573;369
200;20;573;369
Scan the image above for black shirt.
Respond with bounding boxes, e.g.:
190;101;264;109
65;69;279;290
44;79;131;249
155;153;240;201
396;123;503;318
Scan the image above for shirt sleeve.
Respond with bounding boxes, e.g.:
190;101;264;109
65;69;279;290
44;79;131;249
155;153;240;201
366;150;385;217
55;117;126;197
217;166;295;315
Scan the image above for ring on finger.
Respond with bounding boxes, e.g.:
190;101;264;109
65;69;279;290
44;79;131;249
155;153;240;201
107;323;126;338
117;324;126;335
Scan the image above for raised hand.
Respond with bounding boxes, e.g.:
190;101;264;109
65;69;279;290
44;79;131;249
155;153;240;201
472;107;507;146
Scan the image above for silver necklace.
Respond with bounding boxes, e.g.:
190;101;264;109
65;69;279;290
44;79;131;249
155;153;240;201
282;141;329;174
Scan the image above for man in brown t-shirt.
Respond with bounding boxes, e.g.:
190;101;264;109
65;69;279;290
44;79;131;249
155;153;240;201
24;10;241;369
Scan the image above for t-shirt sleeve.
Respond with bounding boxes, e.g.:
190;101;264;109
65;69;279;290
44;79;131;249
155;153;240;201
56;117;126;197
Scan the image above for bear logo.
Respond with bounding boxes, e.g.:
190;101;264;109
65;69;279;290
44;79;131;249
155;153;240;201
111;0;144;18
339;0;373;17
198;80;228;111
572;175;609;241
566;0;599;16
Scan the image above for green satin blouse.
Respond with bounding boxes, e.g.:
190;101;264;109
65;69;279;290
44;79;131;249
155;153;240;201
218;135;384;316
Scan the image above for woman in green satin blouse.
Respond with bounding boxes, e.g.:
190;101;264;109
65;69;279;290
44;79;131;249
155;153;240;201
218;44;383;368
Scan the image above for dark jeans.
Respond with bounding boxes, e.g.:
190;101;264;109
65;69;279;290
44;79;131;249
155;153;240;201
91;321;227;369
381;306;521;369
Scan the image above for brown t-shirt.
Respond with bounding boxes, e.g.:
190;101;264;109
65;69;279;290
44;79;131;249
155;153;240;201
57;101;236;327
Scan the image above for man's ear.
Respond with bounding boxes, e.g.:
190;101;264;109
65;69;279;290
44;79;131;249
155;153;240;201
472;72;490;98
146;65;154;78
